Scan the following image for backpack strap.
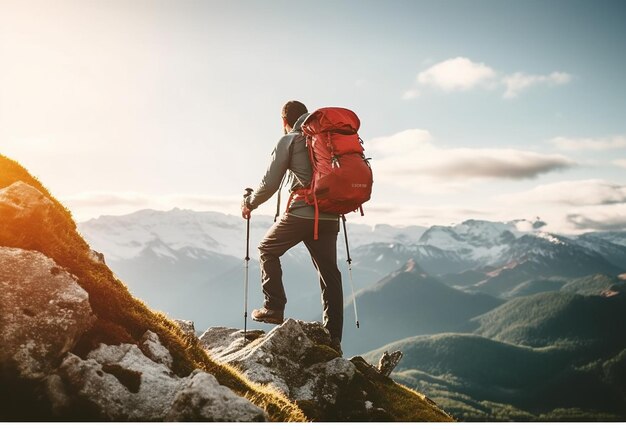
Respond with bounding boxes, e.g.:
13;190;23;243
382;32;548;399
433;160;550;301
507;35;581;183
273;139;296;222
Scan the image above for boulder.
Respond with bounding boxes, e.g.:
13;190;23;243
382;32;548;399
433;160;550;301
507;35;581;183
140;330;174;369
0;181;54;220
200;319;356;408
165;370;266;422
53;338;265;421
0;247;95;380
173;319;197;338
54;344;180;420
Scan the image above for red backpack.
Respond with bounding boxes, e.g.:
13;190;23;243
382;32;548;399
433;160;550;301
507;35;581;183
289;107;373;239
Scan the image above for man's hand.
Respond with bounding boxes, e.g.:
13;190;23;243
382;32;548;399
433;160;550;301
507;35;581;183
242;187;254;220
242;204;251;220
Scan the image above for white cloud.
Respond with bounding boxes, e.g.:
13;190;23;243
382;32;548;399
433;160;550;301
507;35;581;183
402;89;420;100
565;204;626;231
503;72;572;99
550;135;626;151
61;191;241;221
367;129;574;191
497;179;626;206
354;202;492;228
416;57;496;92
404;57;572;99
614;159;626;168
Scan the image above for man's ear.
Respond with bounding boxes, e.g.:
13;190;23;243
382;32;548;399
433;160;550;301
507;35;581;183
282;117;290;134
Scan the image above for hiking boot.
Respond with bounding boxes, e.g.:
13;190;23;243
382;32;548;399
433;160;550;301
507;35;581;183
251;307;284;325
330;337;343;357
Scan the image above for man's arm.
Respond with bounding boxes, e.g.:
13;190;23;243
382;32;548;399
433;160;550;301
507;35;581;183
244;135;292;211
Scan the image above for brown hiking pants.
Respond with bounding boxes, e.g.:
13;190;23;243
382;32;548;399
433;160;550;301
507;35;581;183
258;213;343;341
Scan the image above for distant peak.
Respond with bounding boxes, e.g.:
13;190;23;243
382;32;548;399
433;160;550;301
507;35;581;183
402;258;427;276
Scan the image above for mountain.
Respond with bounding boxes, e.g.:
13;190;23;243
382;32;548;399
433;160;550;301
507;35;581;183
341;260;503;356
78;211;626;320
582;231;626;248
560;274;624;296
362;282;626;421
363;333;626;421
502;277;567;299
418;219;528;267
574;233;626;270
456;232;624;298
472;291;626;356
78;210;428;329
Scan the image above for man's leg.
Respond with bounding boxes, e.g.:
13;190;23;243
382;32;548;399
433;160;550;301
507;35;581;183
258;214;309;312
304;220;343;342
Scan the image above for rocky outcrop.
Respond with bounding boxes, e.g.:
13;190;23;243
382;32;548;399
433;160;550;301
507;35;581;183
174;319;197;338
49;340;265;421
199;319;451;421
166;371;265;422
0;245;265;422
0;247;95;380
200;320;350;403
0;181;55;220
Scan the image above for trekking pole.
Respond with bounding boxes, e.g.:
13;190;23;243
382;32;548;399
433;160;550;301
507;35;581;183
243;187;253;341
341;215;360;328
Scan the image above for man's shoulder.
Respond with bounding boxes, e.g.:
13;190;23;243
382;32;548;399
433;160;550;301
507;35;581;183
275;132;301;152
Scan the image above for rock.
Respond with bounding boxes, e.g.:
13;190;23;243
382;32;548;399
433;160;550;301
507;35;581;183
0;181;54;219
173;319;197;338
0;247;95;380
377;351;403;377
55;344;180;420
88;249;106;264
140;330;174;370
53;341;264;421
199;327;264;360
165;370;266;422
200;319;356;410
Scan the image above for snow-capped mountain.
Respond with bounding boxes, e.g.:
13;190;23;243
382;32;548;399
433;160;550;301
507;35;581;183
418;219;543;267
77;208;428;329
77;210;626;325
79;208;426;262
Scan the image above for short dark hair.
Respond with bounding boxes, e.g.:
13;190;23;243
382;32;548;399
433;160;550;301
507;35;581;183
281;100;308;127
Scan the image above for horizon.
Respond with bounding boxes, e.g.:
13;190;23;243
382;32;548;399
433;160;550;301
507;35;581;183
1;0;625;234
78;205;621;238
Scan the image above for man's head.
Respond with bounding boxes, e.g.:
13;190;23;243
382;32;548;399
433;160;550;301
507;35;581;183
281;100;307;134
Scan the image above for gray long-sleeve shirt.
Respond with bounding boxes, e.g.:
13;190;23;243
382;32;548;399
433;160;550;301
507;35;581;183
246;113;337;221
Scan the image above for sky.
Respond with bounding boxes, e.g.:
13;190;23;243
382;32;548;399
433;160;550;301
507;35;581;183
1;0;625;234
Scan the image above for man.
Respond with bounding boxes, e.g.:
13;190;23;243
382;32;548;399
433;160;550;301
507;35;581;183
241;100;343;354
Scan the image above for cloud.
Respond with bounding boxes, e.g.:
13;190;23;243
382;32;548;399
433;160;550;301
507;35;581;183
565;205;626;231
402;89;420;100
61;191;241;221
614;159;626;168
502;72;572;99
498;179;626;206
367;129;575;190
355;202;492;227
550;135;626;151
404;57;572;99
416;57;496;92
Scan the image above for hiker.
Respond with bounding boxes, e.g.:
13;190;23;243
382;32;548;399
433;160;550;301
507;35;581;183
241;100;344;354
